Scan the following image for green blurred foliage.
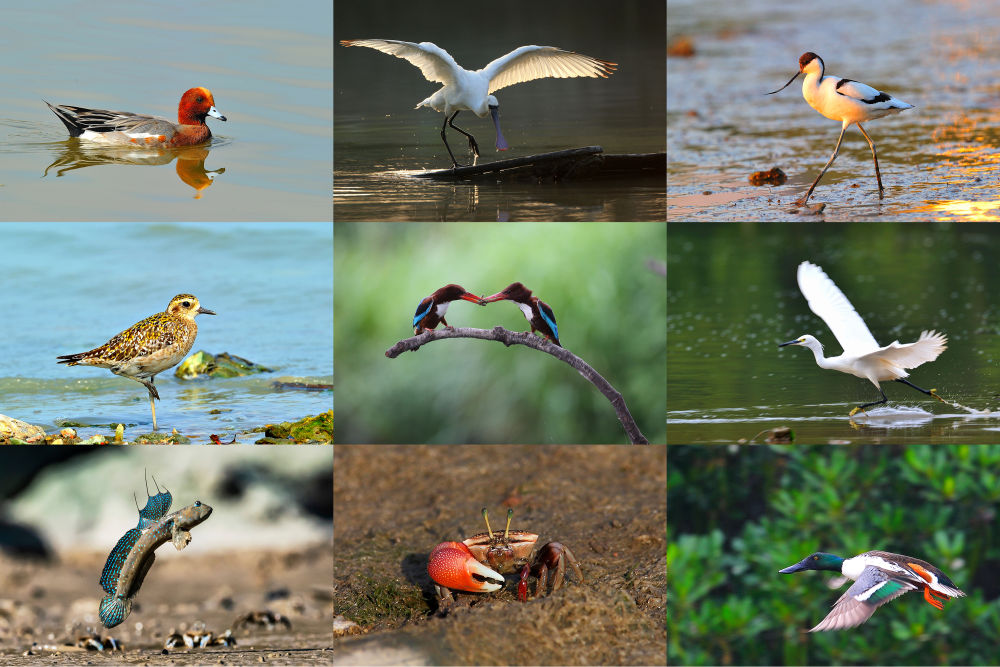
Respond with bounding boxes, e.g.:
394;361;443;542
334;223;665;443
667;445;1000;665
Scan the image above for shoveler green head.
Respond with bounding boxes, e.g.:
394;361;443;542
779;552;845;574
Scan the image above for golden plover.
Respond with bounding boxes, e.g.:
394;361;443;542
57;294;215;430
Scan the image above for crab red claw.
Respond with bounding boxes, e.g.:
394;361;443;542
428;541;504;593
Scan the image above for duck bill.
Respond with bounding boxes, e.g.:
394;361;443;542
490;105;509;151
778;561;808;574
428;542;504;593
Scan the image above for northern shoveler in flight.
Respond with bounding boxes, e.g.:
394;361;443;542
779;550;965;631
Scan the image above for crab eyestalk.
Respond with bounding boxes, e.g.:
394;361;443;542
504;507;513;540
481;507;494;539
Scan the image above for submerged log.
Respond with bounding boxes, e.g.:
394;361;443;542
413;147;665;183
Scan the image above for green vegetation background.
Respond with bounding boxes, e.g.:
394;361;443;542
334;223;666;443
668;445;1000;665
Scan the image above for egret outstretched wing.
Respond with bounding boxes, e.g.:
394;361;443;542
796;261;880;355
482;46;617;94
340;39;461;86
860;331;948;372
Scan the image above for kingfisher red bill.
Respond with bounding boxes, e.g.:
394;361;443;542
413;284;484;334
480;282;560;347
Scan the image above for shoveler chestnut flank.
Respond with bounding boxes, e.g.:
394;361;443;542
779;551;965;631
45;87;226;147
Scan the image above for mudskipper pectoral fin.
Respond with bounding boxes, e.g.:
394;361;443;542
172;527;192;551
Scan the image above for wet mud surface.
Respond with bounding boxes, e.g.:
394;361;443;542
0;544;332;665
334;445;666;665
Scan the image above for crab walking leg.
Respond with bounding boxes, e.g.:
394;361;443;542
518;542;584;601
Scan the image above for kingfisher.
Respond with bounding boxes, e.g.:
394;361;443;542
413;284;484;334
480;282;560;347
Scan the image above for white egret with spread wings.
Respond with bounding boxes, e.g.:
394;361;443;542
779;261;946;415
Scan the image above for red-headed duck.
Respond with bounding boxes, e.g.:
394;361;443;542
45;87;226;147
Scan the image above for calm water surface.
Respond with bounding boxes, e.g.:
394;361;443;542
0;223;333;442
335;1;665;221
667;223;1000;444
0;1;332;221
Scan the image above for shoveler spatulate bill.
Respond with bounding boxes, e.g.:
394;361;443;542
413;284;484;334
480;282;560;347
779;551;965;631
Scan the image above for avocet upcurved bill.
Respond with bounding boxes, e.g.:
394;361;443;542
340;39;617;167
767;52;914;205
778;261;946;416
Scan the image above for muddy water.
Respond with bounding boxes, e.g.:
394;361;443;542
333;445;667;665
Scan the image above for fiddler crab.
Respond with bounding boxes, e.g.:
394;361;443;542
427;507;583;604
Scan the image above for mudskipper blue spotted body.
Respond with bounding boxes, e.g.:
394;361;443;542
98;473;212;628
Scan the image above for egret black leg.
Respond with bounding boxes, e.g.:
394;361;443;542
896;378;946;403
849;386;888;416
856;123;884;198
447;111;480;159
798;123;849;205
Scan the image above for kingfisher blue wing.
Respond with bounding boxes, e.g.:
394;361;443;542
99;528;142;595
537;300;559;344
413;297;433;328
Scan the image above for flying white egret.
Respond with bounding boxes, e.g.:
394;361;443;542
339;39;617;167
778;261;947;416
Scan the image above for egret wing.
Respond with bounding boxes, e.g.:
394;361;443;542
860;331;947;371
340;39;460;86
481;46;617;94
797;261;880;355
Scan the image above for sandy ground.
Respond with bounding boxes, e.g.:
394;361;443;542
334;445;667;666
0;543;332;665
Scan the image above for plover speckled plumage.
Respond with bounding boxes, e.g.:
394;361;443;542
57;294;215;430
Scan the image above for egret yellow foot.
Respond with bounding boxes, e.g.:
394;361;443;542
929;388;946;403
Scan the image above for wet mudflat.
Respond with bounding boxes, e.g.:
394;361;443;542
667;0;1000;221
333;445;666;665
0;546;332;665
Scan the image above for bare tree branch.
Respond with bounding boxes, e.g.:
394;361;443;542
386;326;649;444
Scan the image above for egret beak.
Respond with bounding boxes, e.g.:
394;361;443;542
767;71;802;95
778;338;801;347
490;104;509;151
